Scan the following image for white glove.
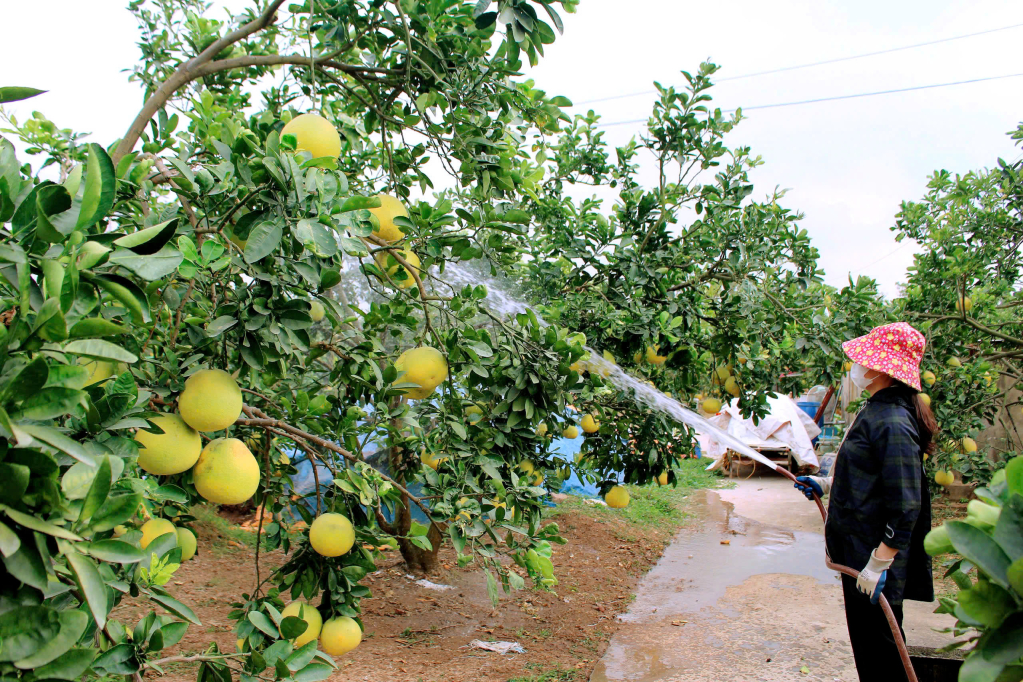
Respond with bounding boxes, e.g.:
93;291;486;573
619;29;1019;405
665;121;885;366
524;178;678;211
856;549;894;604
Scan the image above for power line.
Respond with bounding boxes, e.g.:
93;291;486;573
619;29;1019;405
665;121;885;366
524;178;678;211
595;72;1023;128
575;21;1023;107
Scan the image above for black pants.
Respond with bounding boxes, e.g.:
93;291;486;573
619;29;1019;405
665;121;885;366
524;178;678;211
840;573;907;682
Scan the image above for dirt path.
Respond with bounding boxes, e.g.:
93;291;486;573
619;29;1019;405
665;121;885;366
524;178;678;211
589;475;959;682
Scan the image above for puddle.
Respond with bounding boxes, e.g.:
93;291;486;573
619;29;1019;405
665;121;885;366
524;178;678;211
620;488;834;623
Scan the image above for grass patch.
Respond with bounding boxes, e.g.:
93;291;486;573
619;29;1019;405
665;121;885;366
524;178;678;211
191;504;263;551
508;664;578;682
548;458;728;528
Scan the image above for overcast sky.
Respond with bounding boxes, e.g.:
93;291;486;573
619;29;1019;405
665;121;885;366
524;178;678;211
3;1;1021;297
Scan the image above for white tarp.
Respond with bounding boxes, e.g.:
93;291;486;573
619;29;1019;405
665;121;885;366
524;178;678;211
696;394;821;470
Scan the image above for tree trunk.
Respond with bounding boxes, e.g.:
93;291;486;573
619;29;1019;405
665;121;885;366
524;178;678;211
386;401;442;573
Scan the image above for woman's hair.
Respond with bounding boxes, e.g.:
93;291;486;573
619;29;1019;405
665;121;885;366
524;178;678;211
912;390;938;457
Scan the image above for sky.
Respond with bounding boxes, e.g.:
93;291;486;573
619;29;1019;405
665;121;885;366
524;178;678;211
3;1;1022;298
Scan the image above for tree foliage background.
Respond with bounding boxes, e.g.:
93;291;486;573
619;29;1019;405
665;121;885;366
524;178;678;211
0;0;883;679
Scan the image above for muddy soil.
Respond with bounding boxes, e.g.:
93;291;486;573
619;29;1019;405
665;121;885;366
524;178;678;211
121;505;677;682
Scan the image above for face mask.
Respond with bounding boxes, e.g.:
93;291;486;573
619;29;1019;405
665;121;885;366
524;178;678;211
850;363;878;392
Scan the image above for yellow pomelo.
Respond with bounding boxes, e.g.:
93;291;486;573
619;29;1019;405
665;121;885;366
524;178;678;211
368;194;409;243
605;486;630;509
320;616;362;656
82;359;119;387
176;527;197;561
562;425;579;439
517;460;536;476
955;295;972;313
113;525;128;537
309;300;325;322
193;438;260;505
536;423;549;437
645;345;667;365
309;512;355;557
375;248;421;289
237;638;246;651
394;346;447;400
420;449;447;471
282;601;323;648
140;518;176;549
581;414;599;433
533;471;544;486
922;370;936;386
465;404;483;421
961;437;978;453
715;365;732;381
656;471;669;486
281;113;341;159
701;397;722;414
603;350;616;363
947;357;962;368
724;376;740;398
935;470;954;487
135;413;202;475
569;360;588;374
633;351;643;364
843;361;853;372
919;394;931;407
178;369;243;433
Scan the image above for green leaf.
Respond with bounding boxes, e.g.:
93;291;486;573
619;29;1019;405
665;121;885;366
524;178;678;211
484;568;499;608
15;423;94;465
981;612;1023;665
108;246;183;281
993;494;1023;562
285;640;317;671
293;662;334;682
14;387;86;420
0;519;20;557
1009;557;1023;595
244;220;283;263
0;503;82;540
151;592;201;625
958;581;1016;627
76;144;115;231
0;606;60;662
91;643;137;675
1007;457;1023;497
30;647;98;680
14;608;89;669
86;539;144;564
280;615;309;639
35;183;75;242
31;297;67;342
206;316;237;336
153;484;190;504
947;521;1013;590
66;551;108;629
339;195;382;212
79;456;112;524
2;357;49;402
89;492;142;533
248;611;279;638
112;218;179;255
159;621;189;647
82;273;150;324
0;462;30;506
0;86;47;103
64;339;138;363
62;456;123;500
69;317;130;338
3;539;48;590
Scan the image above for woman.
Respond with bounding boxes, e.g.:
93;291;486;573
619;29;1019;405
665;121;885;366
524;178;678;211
795;322;937;682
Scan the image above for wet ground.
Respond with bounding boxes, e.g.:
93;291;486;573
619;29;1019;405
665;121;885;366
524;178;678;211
591;475;959;682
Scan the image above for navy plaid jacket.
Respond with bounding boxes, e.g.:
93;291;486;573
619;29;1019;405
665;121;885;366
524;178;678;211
826;384;933;604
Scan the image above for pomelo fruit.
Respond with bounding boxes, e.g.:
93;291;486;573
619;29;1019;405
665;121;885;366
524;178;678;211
176;527;197;561
701;397;722;414
320;616;362;656
280;113;341;159
656;471;669;486
961;437;978;453
562;425;579;439
192;438;260;505
724;376;740;398
536;423;549;437
368;194;409;243
178;369;243;433
82;359;119;387
309;300;325;322
517;460;536;476
605;486;629;509
934;470;954;487
375;248;421;289
919;394;931;407
420;449;446;471
922;370;936;386
140;518;176;549
394;346;447;399
282;600;323;648
947;357;962;368
581;414;599;433
465;404;483;422
955;295;972;313
309;512;355;557
645;345;667;365
135;413;202;475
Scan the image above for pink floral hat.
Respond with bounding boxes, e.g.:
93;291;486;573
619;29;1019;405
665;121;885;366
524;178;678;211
842;322;926;391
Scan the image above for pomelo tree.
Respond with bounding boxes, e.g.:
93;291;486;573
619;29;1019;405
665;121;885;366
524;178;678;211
0;1;876;679
893;123;1023;484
